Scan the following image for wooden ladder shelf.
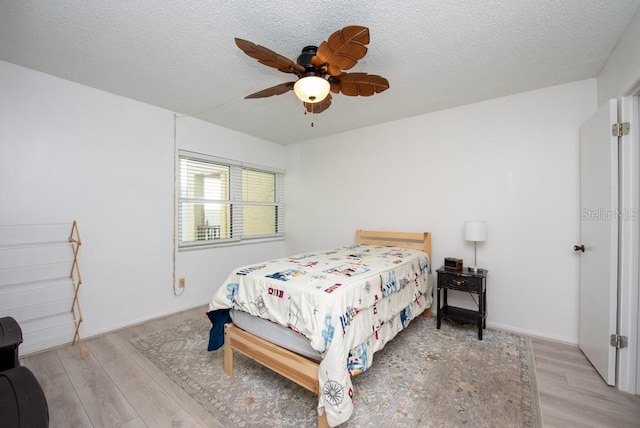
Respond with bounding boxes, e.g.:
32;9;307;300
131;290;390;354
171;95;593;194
69;220;84;358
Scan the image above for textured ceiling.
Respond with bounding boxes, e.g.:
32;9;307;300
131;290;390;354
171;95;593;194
1;0;639;145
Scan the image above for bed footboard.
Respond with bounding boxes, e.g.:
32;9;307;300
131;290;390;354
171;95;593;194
222;306;430;428
223;323;329;427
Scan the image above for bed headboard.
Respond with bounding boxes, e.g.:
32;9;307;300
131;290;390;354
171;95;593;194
355;230;432;260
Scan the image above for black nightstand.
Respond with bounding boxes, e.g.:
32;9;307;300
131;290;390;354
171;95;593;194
436;266;488;340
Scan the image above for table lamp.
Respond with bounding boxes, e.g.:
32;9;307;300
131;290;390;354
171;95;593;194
464;220;487;272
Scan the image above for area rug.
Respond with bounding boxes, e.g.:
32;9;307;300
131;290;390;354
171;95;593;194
131;314;542;427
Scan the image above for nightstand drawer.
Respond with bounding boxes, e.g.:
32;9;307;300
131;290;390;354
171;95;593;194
438;272;482;292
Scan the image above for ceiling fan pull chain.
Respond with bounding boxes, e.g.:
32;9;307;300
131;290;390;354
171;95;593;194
310;102;315;127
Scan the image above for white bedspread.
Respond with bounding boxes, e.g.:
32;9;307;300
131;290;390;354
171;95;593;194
209;244;432;427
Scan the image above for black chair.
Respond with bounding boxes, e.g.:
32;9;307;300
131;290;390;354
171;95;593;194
0;317;49;427
0;317;22;371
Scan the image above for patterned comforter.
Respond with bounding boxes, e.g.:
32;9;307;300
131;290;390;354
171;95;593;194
208;244;433;427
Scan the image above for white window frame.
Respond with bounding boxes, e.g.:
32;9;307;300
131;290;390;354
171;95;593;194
177;150;284;249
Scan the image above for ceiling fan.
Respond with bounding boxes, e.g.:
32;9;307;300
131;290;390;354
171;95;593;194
235;26;389;114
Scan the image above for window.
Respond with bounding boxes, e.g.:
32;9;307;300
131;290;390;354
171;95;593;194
178;151;283;247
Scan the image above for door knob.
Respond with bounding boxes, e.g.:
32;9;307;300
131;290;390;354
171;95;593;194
573;244;585;252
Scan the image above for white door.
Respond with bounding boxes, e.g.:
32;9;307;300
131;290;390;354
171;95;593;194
577;99;618;386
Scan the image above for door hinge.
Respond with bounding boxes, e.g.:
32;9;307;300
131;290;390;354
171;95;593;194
610;334;628;349
611;122;630;137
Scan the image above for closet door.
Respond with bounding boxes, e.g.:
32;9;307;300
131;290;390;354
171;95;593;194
577;99;618;386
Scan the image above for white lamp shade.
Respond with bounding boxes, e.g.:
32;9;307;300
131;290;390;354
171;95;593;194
293;76;330;103
464;221;487;242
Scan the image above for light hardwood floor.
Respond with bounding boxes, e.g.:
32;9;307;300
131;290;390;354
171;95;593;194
531;338;640;427
20;306;640;427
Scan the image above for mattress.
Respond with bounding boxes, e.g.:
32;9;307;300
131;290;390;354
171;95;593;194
230;309;322;361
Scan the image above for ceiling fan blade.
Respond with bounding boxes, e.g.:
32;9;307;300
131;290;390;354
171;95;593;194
336;73;389;96
245;82;295;99
235;38;305;74
312;26;370;76
329;80;341;94
304;94;332;114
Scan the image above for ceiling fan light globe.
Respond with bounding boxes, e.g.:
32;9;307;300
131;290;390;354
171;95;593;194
294;76;330;103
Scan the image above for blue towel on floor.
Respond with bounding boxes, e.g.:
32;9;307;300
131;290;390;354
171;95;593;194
206;309;231;351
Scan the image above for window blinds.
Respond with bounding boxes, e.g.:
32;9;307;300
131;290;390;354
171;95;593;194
178;151;283;247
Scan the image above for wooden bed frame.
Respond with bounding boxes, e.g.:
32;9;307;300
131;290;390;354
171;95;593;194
223;230;432;428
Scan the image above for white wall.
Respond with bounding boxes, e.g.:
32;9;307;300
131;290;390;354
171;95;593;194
285;79;597;343
0;60;286;353
0;55;600;348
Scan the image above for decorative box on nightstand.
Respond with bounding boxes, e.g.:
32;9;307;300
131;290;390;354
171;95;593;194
436;266;488;340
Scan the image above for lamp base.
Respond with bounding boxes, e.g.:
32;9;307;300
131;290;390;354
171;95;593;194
468;266;483;273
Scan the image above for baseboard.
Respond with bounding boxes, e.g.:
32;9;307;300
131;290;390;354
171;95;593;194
20;302;209;357
486;321;578;346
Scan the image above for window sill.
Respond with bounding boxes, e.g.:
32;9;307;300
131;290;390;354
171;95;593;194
178;235;284;251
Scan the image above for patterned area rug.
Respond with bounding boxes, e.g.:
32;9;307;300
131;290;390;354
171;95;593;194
131;314;542;427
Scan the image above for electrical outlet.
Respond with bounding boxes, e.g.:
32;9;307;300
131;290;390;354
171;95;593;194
178;278;186;288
